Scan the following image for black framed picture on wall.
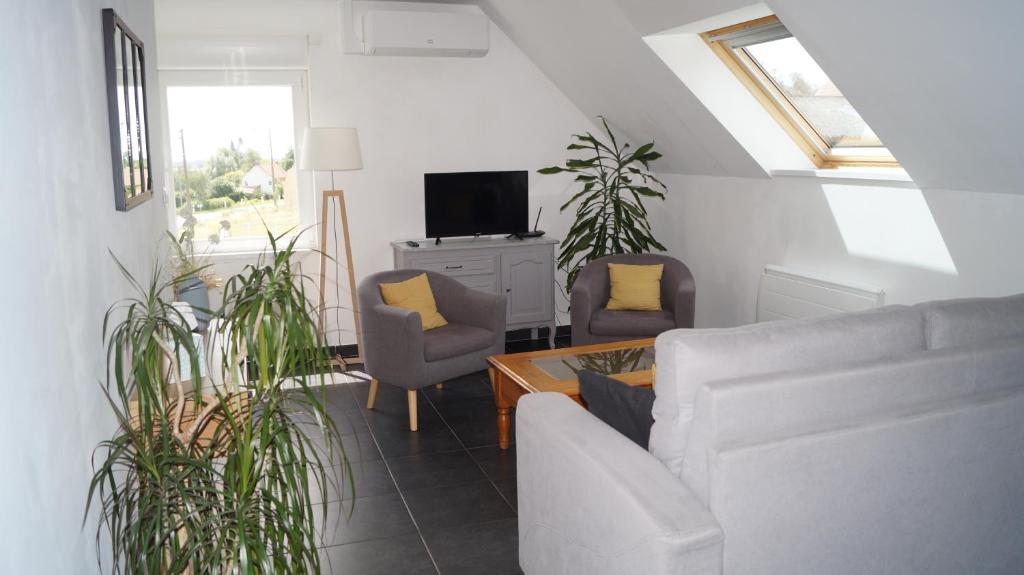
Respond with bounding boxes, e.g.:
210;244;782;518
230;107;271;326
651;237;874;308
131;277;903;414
102;8;153;211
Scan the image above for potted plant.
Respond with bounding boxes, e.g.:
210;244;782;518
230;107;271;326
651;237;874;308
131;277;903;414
88;231;350;574
168;227;219;331
539;117;668;290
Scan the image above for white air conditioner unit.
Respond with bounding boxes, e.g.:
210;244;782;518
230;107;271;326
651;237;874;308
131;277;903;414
363;10;489;57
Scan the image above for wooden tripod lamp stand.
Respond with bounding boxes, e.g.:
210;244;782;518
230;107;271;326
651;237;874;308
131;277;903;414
300;127;364;363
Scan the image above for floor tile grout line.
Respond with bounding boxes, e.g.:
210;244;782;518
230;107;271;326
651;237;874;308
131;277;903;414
423;383;519;514
340;380;445;575
335;365;526;569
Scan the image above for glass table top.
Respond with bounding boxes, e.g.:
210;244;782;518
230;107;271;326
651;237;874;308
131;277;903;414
529;345;655;380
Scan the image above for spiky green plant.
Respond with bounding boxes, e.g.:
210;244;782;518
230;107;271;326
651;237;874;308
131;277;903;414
87;231;349;574
539;117;667;290
167;230;220;289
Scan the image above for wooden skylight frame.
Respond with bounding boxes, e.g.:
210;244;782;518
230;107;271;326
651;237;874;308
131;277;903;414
703;15;899;169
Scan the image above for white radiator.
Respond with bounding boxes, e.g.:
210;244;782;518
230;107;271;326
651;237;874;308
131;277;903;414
756;265;885;322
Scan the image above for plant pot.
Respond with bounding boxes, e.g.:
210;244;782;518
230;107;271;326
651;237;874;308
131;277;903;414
175;273;211;331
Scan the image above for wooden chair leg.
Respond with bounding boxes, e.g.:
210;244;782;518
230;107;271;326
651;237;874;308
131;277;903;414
407;390;418;432
366;379;379;410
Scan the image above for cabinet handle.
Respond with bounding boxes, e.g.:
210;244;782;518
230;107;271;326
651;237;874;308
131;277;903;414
445;265;463;270
506;288;511;293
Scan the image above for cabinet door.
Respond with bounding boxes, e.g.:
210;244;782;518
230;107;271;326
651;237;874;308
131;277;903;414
501;249;553;325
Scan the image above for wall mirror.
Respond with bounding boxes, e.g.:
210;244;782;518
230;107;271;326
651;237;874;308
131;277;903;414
103;9;153;211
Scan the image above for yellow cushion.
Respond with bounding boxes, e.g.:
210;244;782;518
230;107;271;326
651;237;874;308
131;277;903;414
379;273;448;331
606;263;664;311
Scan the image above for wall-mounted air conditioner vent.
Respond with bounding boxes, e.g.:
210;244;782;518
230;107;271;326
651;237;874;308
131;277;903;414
363;10;489;58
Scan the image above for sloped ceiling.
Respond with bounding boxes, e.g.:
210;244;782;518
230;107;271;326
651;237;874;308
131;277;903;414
769;0;1024;194
483;0;1024;194
478;0;766;177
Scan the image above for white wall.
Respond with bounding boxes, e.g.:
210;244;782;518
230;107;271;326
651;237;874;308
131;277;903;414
0;0;168;572
156;1;629;342
307;12;612;339
664;173;1024;328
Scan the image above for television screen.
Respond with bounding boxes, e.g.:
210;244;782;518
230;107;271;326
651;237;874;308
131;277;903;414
424;171;528;239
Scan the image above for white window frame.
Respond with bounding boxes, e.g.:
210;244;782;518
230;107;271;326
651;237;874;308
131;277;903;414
159;69;314;253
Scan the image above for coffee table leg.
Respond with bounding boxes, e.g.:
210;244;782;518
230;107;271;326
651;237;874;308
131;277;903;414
490;367;512;450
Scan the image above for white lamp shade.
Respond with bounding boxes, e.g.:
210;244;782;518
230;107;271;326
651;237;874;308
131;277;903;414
299;127;363;171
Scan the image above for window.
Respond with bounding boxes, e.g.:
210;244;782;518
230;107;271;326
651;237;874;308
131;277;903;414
162;70;311;250
704;15;897;168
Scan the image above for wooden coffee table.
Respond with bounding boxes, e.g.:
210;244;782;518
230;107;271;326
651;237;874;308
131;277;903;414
487;338;655;449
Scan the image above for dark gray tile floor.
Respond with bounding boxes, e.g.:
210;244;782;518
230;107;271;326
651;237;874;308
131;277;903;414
313;337;557;574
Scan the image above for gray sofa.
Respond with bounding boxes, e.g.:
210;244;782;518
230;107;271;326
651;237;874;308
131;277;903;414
570;254;695;346
358;269;506;430
517;293;1024;574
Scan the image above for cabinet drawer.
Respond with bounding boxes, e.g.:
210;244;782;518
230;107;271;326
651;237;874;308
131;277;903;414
454;274;498;294
418;256;496;277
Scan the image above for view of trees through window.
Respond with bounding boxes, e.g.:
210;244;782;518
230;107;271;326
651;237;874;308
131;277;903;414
167;85;299;245
742;36;883;149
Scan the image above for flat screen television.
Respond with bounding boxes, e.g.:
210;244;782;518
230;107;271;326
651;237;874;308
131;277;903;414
424;170;528;240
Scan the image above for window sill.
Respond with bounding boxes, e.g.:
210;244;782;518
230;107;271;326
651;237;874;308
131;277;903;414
771;168;916;186
195;236;316;259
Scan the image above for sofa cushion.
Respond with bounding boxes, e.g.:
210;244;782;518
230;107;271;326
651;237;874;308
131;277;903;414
422;323;493;362
918;293;1024;350
579;370;656;449
649;305;926;480
590;308;675;337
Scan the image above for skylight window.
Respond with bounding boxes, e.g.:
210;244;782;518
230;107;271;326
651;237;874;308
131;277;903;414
704;15;897;168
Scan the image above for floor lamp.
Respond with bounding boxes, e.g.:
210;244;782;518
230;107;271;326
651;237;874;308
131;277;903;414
300;127;364;364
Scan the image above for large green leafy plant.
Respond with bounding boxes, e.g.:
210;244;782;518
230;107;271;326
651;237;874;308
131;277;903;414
88;232;349;574
539;117;667;289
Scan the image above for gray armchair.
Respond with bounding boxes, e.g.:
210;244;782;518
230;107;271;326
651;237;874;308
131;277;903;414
358;269;507;431
570;254;695;346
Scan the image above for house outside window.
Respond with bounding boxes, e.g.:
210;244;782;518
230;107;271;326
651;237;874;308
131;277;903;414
161;70;311;251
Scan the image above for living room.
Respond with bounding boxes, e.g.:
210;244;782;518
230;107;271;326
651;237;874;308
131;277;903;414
3;0;1024;573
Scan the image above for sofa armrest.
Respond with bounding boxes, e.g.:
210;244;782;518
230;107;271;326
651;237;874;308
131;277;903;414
570;281;601;345
517;393;723;575
672;281;696;329
360;304;426;386
660;261;696;329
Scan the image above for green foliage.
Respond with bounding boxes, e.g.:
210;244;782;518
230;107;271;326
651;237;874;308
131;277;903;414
173;169;210;205
539;117;667;289
167;231;219;290
281;147;295;171
88;259;208;574
88;232;350;574
210;170;243;199
208;139;261;179
205;197;236;210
